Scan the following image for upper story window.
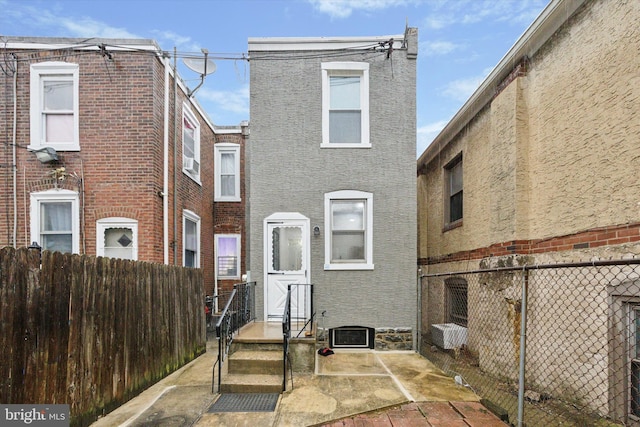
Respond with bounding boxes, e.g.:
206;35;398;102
215;234;241;279
96;217;138;260
30;189;80;254
321;62;370;148
183;210;200;268
182;104;201;181
324;190;374;270
445;154;463;228
30;62;80;151
214;143;240;202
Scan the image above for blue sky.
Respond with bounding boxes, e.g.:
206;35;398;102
0;0;549;156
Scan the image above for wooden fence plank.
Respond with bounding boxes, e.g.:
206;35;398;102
0;247;205;425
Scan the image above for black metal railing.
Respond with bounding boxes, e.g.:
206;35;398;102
282;289;292;392
282;283;314;392
211;281;256;393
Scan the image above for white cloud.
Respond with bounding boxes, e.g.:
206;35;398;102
197;85;249;124
307;0;417;19
417;119;449;156
441;67;491;103
422;40;460;57
61;18;139;39
8;5;140;39
424;0;547;30
152;30;201;53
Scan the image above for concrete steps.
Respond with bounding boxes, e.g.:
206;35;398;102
220;373;283;393
228;350;284;375
220;348;284;394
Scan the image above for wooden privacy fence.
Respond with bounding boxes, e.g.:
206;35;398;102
0;246;206;426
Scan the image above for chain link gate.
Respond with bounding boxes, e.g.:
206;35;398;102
421;259;640;426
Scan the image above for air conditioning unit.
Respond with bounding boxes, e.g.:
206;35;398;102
183;157;200;174
431;323;467;350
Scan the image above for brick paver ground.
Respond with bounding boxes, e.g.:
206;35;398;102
321;401;508;427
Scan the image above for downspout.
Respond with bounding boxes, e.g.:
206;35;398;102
173;48;178;265
12;55;17;247
417;268;422;354
163;56;170;264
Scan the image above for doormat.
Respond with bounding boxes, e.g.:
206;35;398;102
208;393;280;413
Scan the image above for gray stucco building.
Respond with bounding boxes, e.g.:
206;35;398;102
247;28;418;350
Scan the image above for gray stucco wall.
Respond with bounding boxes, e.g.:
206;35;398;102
248;32;418;345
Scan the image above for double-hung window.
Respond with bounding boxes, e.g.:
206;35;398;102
30;62;80;151
96;217;138;260
321;62;370;148
324;190;373;270
183;210;200;268
182;104;201;180
214;143;240;201
445;154;463;227
215;234;241;279
30;189;80;254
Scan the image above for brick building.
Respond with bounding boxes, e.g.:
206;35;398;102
213;126;247;298
0;37;247;295
417;0;639;421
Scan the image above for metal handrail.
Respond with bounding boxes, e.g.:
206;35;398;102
282;288;292;391
211;282;256;393
282;283;314;391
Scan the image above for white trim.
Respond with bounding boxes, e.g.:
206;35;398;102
324;190;374;270
249;35;404;51
214;143;241;202
96;217;138;260
263;212;311;322
321;62;370;148
29;62;80;151
6;40;160;52
182;103;201;183
30;189;80;254
183;210;201;268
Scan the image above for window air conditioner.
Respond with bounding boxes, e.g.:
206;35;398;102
183;157;200;174
431;323;467;350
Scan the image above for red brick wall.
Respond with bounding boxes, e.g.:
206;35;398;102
0;44;217;292
419;222;640;266
213;132;247;297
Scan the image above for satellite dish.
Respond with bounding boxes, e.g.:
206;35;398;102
183;57;216;76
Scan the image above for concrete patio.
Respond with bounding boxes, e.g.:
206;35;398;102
91;323;508;427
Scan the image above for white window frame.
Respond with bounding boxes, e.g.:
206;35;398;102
215;234;241;279
183;210;201;268
182;104;201;182
30;189;80;254
324;190;373;270
321;62;370;148
214;143;241;202
29;62;80;151
96;217;138;260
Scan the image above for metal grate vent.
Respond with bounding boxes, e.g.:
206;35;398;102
208;393;279;413
330;326;374;349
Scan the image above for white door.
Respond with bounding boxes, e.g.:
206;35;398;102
264;214;310;321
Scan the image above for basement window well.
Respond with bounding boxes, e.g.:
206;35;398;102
329;326;374;349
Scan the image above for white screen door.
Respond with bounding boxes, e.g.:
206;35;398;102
265;214;309;321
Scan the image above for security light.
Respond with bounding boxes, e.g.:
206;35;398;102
33;147;59;163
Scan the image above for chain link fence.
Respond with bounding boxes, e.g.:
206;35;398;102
421;259;640;426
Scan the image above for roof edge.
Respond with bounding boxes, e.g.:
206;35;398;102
248;34;404;51
417;0;586;169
